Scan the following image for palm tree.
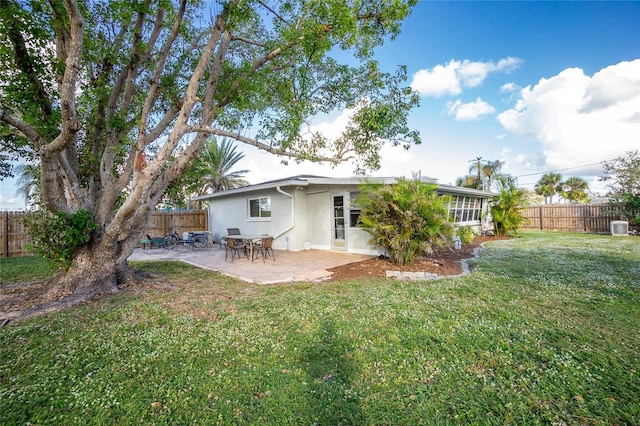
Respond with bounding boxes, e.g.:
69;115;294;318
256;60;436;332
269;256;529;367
14;163;40;208
482;160;504;191
456;175;480;189
163;138;249;209
559;177;590;204
534;173;563;204
194;138;250;194
468;156;484;190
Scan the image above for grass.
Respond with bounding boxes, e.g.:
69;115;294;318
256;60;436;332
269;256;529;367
1;231;638;425
0;255;59;284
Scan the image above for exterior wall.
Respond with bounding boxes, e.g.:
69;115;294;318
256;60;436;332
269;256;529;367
205;180;493;254
207;187;297;251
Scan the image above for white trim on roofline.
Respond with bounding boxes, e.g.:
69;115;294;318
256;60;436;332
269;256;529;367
193;175;494;201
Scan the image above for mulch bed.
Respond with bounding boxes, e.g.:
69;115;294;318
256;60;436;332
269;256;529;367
326;236;510;281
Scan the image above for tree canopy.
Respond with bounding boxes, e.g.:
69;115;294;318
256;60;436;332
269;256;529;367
534;173;563;204
601;150;640;224
0;0;420;319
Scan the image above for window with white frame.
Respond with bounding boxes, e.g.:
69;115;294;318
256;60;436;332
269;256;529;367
248;196;271;219
447;196;483;223
349;192;362;227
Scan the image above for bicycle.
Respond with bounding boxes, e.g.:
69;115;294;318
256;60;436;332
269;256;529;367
163;226;209;250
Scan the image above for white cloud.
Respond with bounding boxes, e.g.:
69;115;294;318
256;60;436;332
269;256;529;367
242;107;416;184
497;60;640;175
447;97;495;121
0;192;24;211
500;82;518;93
410;57;523;97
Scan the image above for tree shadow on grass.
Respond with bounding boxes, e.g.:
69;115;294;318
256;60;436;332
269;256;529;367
299;319;363;425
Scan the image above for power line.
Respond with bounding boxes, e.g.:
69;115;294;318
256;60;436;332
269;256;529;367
513;159;612;178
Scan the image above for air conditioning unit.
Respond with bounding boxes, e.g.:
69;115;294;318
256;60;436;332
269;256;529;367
610;220;629;236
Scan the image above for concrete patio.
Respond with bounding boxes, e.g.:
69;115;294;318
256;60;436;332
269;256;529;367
128;245;373;284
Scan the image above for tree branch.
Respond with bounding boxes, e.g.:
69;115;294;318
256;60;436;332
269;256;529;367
137;0;186;150
0;109;48;148
229;34;265;47
186;126;351;164
1;0;54;120
257;0;290;25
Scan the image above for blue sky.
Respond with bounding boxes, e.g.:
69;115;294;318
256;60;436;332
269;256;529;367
1;1;639;209
239;1;640;194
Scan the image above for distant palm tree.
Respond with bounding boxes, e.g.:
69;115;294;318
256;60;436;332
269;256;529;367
559;177;590;204
482;160;504;191
14;163;40;207
195;138;250;195
456;175;480;189
535;173;563;204
468;156;484;190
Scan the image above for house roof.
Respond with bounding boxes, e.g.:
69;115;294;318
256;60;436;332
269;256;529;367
193;175;494;200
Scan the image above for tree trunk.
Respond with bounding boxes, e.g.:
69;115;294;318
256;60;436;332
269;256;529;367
1;244;133;326
47;246;124;298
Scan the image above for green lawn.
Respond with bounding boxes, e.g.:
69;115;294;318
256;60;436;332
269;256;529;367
1;231;638;425
0;255;59;284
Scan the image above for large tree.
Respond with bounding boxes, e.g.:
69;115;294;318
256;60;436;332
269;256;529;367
0;0;420;319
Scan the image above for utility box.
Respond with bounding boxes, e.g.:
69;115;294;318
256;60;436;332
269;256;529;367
610;220;629;236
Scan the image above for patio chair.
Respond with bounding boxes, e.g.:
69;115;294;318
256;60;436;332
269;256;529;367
256;236;275;263
226;227;244;246
225;237;247;262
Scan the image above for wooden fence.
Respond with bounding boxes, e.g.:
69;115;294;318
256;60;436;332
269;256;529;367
521;203;632;233
0;211;29;258
0;210;207;258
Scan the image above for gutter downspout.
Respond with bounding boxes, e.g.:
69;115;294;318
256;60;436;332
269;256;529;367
275;186;294;249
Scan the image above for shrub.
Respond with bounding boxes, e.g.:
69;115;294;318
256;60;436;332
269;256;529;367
491;177;528;236
356;180;454;266
456;226;477;244
22;209;97;269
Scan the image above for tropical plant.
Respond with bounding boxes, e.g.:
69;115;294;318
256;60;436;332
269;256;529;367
21;209;97;270
456;225;477;244
467;156;484;190
601;150;640;225
534;173;563;204
482;159;504;191
0;0;420;316
14;163;40;208
559;176;590;204
456;175;481;189
164;138;249;208
491;177;528;236
356;180;454;266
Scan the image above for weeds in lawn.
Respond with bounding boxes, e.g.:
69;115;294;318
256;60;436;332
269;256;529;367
0;231;638;424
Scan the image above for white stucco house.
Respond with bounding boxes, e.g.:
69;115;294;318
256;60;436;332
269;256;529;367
194;175;494;255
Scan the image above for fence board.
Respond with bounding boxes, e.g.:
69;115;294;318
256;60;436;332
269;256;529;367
0;211;29;257
521;203;631;233
0;210;207;258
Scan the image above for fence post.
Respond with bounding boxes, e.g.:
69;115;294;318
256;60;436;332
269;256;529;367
538;205;543;230
2;211;8;258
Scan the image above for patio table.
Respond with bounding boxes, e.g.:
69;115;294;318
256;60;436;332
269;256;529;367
224;234;271;262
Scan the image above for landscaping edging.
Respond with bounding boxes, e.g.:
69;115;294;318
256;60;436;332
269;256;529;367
384;245;485;281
